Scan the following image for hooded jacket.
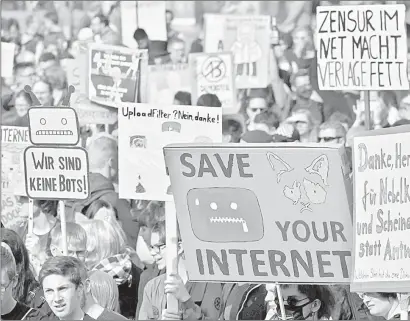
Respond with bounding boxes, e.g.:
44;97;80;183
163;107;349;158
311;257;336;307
65;173;139;248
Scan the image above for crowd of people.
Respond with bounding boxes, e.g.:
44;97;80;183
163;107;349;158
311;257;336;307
1;0;410;320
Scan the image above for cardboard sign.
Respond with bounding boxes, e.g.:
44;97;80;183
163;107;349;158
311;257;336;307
204;14;270;89
27;107;80;145
118;103;222;201
121;1;138;49
1;194;25;230
189;52;237;111
88;44;148;108
316;4;409;90
147;64;191;105
66;59;117;125
24;146;90;200
1;42;15;78
1;126;31;196
352;126;410;292
164;144;353;283
137;1;167;41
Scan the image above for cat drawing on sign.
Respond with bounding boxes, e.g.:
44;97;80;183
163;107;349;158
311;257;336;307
305;155;329;186
230;22;262;78
283;181;301;205
266;152;293;183
303;178;327;204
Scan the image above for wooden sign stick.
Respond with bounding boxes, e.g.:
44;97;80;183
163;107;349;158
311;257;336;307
28;198;34;235
165;201;179;315
58;200;68;256
399;293;409;320
364;91;372;130
276;283;286;320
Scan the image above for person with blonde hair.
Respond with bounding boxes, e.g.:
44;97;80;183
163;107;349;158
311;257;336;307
286;109;319;143
81;219;141;319
83;270;126;320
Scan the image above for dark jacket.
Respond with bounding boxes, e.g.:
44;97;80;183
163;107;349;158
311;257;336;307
65;173;139;248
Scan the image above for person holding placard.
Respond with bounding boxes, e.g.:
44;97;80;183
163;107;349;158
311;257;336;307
138;221;222;320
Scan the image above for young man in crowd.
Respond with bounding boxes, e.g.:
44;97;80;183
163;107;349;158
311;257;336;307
39;256;95;320
138;221;222;320
1;244;45;320
167;37;186;64
91;13;121;46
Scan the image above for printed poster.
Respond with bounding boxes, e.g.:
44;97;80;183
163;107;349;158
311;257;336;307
204;14;270;89
137;1;167;41
164;144;353;283
66;59;117;125
189;52;237;110
88;43;148;108
118;103;222;201
352;126;410;292
1;126;31;196
147;64;191;105
1;42;15;78
316;5;409;90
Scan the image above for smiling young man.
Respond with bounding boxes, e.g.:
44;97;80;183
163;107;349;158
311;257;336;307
39;256;95;320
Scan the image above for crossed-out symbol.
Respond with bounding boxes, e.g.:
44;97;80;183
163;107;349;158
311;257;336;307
201;56;226;83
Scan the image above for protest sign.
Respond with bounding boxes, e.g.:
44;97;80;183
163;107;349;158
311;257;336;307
1;126;31;196
88;44;148;108
66;59;117;125
1;42;15;78
147;64;191;105
164;144;353;283
24;146;90;200
204;14;270;89
189;52;237;111
137;1;167;41
1;194;24;230
316;4;409;90
121;1;138;49
352;126;410;292
118;103;222;201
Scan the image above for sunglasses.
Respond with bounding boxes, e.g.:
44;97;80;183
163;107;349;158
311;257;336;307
274;297;312;311
319;136;342;142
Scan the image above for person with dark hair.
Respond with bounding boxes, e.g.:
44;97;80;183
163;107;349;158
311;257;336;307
249;108;280;133
37;52;59;78
32;79;54;106
39;256;95;320
1;90;32;126
166;9;180;41
276;284;335;320
1;229;52;316
197;93;222;107
91;13;120;46
223;115;244;143
1;245;45;320
133;28;150;50
173;91;191;106
360;292;407;320
138;221;222;320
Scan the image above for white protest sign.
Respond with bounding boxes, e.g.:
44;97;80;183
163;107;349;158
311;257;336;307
118;103;222;201
1;126;31;196
121;1;138;49
317;5;409;90
189;52;237;110
352;127;410;292
24;146;90;200
1;42;15;78
137;1;167;41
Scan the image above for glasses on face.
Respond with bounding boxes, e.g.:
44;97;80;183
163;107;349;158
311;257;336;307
319;136;342;142
249;108;266;113
150;243;166;254
275;297;311;310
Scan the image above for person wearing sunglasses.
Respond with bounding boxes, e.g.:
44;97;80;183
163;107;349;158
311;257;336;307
1;244;44;320
138;221;223;320
318;121;347;145
359;292;407;320
275;284;335;320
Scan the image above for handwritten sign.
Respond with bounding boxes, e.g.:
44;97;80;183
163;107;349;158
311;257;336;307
1;194;25;230
147;64;191;105
164;144;353;283
24;146;90;200
316;4;409;90
118;103;222;201
137;1;167;41
204;14;270;89
189;52;237;110
88;44;148;108
1;42;15;78
1;126;31;195
352;127;410;292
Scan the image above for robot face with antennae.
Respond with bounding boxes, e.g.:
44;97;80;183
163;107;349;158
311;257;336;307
25;85;80;145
